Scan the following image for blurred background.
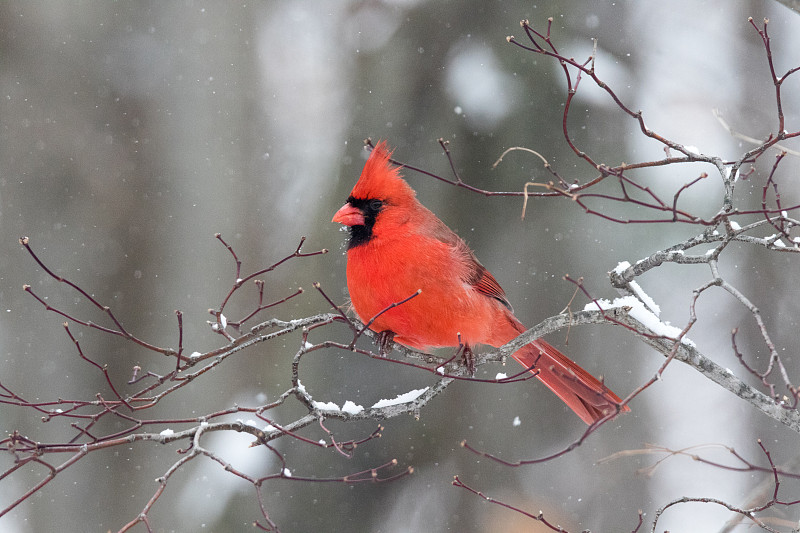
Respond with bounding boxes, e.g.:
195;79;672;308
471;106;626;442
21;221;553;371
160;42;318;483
2;1;800;531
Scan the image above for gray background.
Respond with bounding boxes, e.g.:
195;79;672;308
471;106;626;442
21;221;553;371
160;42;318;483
2;1;799;532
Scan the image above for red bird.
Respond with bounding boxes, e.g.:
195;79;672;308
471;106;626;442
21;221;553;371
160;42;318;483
332;142;629;424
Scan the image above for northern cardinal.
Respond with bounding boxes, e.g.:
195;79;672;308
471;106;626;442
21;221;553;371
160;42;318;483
332;141;629;424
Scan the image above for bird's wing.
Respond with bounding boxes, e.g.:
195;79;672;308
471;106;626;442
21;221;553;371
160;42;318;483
422;211;514;312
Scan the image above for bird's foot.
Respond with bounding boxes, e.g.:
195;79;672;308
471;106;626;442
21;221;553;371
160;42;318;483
460;344;476;376
376;330;395;357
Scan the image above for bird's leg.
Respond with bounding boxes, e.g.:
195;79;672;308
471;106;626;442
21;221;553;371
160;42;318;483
460;343;476;376
376;330;395;357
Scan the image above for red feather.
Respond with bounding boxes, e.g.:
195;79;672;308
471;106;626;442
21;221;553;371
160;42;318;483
333;142;629;424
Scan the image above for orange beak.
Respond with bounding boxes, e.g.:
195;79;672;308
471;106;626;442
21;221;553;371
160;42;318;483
332;203;365;226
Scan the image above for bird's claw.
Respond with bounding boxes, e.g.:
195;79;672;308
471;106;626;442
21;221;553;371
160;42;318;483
377;330;395;357
460;345;476;376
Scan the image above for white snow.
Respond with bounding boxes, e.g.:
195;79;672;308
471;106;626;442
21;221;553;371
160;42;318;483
312;401;341;412
512;416;521;427
610;261;659;315
585;295;695;347
310;399;365;415
160;428;174;437
613;260;631;274
495;372;508;380
341;400;365;415
627;279;661;316
371;387;429;409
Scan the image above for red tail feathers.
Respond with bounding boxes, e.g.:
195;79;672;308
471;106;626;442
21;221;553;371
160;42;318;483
511;339;629;424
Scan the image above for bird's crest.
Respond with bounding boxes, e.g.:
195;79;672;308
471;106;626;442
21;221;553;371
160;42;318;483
350;141;416;203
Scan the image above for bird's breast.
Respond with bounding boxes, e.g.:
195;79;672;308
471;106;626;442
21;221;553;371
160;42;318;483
345;236;511;350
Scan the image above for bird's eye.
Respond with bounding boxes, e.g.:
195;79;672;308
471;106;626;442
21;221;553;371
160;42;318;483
369;199;383;212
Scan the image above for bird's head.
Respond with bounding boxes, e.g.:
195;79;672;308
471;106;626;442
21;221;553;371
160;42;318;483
332;141;417;248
